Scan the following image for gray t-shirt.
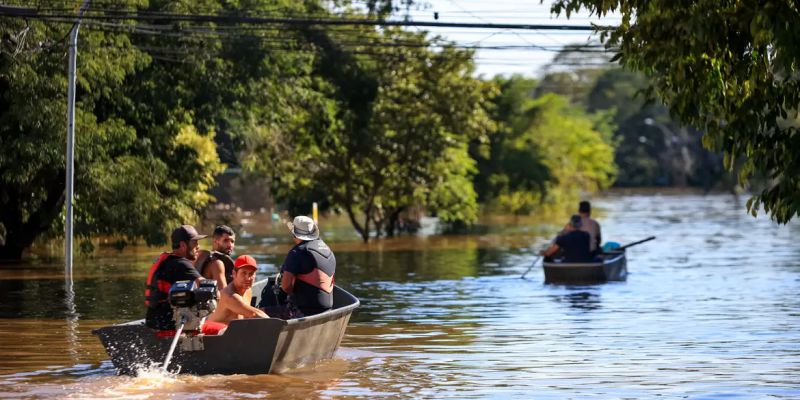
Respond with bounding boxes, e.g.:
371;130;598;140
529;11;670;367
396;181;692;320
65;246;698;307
580;216;601;252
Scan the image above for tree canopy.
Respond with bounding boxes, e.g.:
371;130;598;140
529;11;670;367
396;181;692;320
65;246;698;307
552;0;800;223
0;0;226;259
0;0;321;258
473;76;617;215
245;24;496;241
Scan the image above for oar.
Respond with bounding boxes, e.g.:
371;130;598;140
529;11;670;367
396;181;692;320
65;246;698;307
521;255;543;279
617;236;656;251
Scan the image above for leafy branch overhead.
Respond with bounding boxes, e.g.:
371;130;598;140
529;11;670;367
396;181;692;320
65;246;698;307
551;0;800;223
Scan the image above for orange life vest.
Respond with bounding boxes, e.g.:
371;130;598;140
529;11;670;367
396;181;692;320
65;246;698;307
144;252;174;308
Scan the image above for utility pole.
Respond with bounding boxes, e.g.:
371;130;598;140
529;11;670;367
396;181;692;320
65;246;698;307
65;0;91;285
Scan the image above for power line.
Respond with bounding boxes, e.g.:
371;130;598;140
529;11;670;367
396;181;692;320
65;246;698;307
0;6;610;31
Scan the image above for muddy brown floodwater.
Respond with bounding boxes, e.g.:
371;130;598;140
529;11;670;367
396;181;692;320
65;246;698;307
0;193;798;399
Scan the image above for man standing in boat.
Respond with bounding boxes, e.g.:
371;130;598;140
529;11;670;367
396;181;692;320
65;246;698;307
577;201;602;254
278;216;336;315
540;215;593;263
194;225;236;289
144;224;226;334
207;255;268;326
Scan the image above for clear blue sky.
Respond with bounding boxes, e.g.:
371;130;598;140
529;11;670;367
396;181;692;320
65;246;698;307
388;0;621;77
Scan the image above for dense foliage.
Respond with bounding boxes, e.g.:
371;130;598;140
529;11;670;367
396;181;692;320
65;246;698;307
0;0;320;258
552;0;800;223
473;76;616;215
5;0;719;257
244;22;496;241
586;68;734;189
1;0;224;259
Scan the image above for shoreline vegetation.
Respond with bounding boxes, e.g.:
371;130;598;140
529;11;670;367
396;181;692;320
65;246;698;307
2;0;793;261
10;189;750;263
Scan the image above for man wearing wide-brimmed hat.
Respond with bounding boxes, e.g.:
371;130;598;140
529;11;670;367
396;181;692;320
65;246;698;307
277;216;337;315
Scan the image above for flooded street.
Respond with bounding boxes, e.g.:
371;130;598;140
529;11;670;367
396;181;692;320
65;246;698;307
1;193;798;399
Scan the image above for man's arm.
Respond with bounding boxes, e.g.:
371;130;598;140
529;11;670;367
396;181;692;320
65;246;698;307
596;222;602;249
280;271;296;294
280;250;305;294
207;260;228;289
539;243;560;257
222;291;268;319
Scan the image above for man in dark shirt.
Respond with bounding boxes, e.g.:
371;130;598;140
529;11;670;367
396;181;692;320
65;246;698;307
279;216;336;315
540;215;592;263
145;225;207;330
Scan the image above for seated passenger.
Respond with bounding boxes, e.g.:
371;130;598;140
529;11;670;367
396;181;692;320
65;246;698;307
207;255;268;326
577;201;602;254
558;201;602;255
144;224;226;335
540;215;593;263
194;225;236;289
279;216;336;315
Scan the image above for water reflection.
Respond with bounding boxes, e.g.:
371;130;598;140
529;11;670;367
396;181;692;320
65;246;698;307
65;279;80;365
550;289;603;312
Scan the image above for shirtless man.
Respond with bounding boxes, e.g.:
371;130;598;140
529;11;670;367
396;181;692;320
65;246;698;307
195;225;236;289
207;255;267;326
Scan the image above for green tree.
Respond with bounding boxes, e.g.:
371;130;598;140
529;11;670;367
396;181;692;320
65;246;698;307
587;68;732;189
472;76;552;211
247;24;496;241
0;2;217;259
552;0;800;222
0;0;325;259
474;76;616;215
321;30;494;241
505;93;616;213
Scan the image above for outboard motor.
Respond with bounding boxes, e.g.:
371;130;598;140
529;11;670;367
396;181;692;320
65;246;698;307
162;279;218;371
168;279;218;331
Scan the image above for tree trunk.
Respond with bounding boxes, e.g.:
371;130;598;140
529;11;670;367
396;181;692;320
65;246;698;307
0;243;24;261
0;173;66;261
386;207;404;237
361;204;372;243
344;205;368;243
371;211;384;238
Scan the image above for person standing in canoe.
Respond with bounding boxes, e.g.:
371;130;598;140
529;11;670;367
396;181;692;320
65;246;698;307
577;201;602;254
278;216;336;315
194;225;236;289
540;215;593;263
558;201;603;255
207;255;268;326
144;225;226;335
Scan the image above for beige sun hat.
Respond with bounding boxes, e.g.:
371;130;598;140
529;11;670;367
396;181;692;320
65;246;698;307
287;216;319;241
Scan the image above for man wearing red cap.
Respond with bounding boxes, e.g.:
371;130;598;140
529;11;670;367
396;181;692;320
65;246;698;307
208;254;268;325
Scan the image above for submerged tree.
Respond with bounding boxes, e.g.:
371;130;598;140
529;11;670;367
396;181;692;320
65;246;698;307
258;25;495;242
0;0;326;259
0;1;223;259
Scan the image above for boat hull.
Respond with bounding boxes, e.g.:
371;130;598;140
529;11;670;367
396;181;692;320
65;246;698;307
93;279;359;375
543;251;627;284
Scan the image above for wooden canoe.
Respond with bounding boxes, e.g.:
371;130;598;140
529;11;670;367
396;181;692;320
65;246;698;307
543;251;627;284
